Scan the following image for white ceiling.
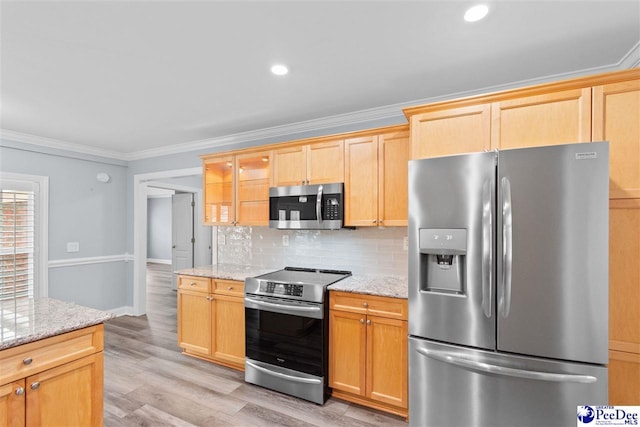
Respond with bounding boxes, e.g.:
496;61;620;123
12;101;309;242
1;0;639;160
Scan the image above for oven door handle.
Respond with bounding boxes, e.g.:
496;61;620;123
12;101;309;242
244;297;323;319
246;360;322;385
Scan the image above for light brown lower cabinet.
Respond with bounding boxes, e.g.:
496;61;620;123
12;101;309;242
177;275;245;370
0;325;104;427
329;291;408;418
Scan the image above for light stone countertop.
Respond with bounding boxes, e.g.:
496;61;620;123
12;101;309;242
0;297;115;351
175;264;408;299
174;264;275;282
328;275;408;299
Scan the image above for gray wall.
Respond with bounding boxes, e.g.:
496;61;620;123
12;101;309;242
147;197;172;261
0;140;130;311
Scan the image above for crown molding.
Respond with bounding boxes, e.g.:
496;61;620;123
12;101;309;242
619;40;640;68
0;129;129;161
2;48;638;162
123;105;406;161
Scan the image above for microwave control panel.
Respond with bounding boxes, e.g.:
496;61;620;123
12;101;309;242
260;281;304;297
325;197;340;220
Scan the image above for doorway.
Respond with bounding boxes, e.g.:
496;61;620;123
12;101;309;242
133;167;213;315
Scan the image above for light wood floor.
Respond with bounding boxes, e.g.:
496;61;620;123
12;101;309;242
103;263;407;426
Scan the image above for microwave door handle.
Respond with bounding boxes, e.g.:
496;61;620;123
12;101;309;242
316;184;323;225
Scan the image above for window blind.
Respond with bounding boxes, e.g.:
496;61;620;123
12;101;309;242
0;190;35;301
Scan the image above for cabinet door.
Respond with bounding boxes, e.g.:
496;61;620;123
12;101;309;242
366;316;407;409
212;294;245;366
0;380;24;427
609;199;640;353
345;136;378;226
203;156;235;225
410;104;491;159
593;79;640;199
236;151;272;225
308;140;344;184
491;88;591;149
379;129;409;226
609;349;640;405
177;289;212;355
26;353;103;427
273;146;307;186
329;310;366;396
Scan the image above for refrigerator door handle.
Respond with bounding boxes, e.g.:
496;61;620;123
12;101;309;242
499;176;513;318
481;180;493;318
416;346;597;384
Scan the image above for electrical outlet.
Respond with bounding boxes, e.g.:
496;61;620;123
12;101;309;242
67;242;80;253
403;236;408;251
282;235;289;247
217;234;226;245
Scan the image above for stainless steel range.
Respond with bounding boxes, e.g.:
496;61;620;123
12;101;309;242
244;267;351;404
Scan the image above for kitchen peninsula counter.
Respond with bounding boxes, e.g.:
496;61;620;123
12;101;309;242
328;275;408;299
0;297;114;351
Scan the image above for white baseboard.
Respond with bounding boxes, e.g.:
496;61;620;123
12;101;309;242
147;258;172;265
107;306;135;317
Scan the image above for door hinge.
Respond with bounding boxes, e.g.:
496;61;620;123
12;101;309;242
191;201;195;207
191;238;195;244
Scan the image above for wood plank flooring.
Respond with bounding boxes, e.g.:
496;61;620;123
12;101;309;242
104;263;407;426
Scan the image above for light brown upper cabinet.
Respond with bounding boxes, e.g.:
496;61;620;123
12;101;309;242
202;151;272;226
593;79;640;199
203;155;235;225
491;88;592;149
273;140;344;186
344;128;409;227
409;104;491;159
235;151;273;226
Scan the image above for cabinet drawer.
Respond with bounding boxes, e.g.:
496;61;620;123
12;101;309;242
330;291;408;320
0;325;103;385
178;276;211;292
214;280;244;297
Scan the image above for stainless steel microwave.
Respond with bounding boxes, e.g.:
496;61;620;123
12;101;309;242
269;183;344;230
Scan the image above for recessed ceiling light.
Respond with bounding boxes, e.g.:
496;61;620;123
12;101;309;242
271;64;289;76
464;4;489;22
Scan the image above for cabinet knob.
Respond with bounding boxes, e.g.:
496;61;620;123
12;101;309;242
363;302;368;308
360;319;364;324
372;220;377;224
206;296;214;301
227;286;233;290
30;382;40;390
23;357;33;365
15;387;25;396
366;319;371;325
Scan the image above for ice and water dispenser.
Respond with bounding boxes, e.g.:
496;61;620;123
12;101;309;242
419;229;467;294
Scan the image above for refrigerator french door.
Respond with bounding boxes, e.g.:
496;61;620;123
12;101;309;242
408;142;609;427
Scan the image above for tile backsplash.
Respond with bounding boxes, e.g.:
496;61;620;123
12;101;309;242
215;226;408;276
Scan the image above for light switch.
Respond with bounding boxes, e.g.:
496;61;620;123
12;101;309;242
67;242;80;253
217;234;226;245
282;235;289;247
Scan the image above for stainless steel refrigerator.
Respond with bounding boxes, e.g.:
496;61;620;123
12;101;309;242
408;142;609;427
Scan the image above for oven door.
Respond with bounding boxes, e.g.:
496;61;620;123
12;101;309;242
244;294;325;377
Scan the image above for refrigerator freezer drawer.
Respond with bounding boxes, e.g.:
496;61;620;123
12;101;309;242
409;337;608;427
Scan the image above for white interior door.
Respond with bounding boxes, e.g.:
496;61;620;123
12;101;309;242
172;192;194;289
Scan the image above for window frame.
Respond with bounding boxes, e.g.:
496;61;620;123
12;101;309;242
0;172;48;298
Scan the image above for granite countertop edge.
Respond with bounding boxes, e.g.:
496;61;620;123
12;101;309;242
175;265;408;299
174;264;274;282
327;275;408;299
0;298;115;351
